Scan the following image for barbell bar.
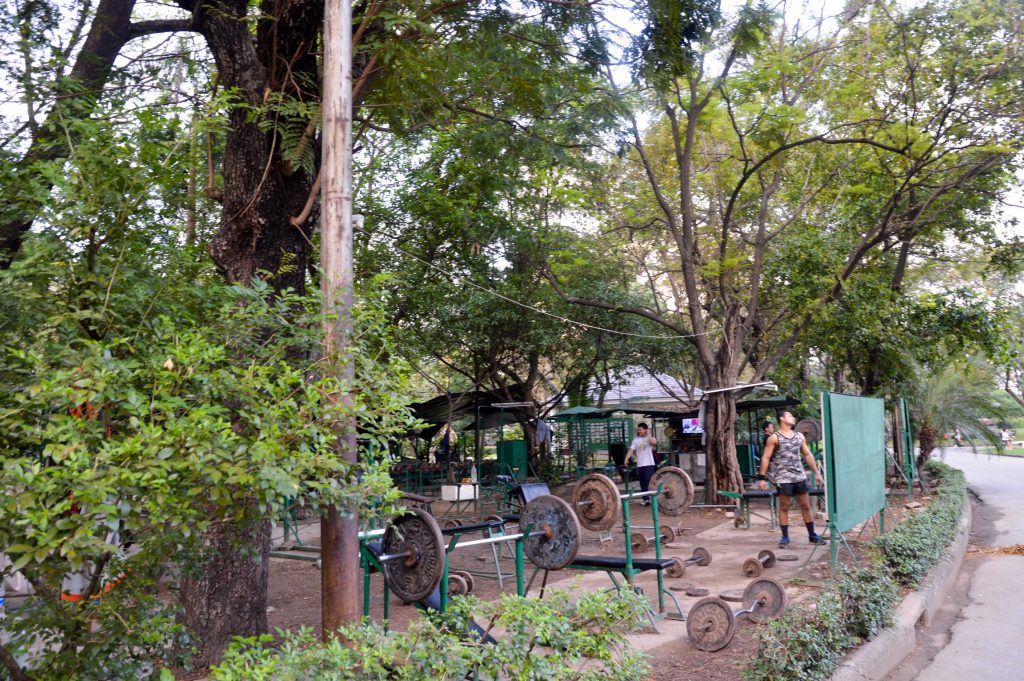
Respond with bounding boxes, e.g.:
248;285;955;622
377;495;580;603
686;577;788;651
741;549;777;578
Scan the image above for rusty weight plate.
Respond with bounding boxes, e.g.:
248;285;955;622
452;569;474;594
687;597;737;652
630;531;650;552
719;589;745;602
692;546;712;566
742;577;788;623
660;524;676;544
520;495;581;570
795;418;822;443
573;473;621;532
447;573;469;597
380;508;444;604
666;556;687;578
758;549;776;568
742;557;764;578
650;466;694;515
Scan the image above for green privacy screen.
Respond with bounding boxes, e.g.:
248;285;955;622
821;392;886;533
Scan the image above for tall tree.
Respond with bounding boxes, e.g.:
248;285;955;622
550;0;1024;496
1;0;635;667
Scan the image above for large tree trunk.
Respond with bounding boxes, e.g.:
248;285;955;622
703;389;743;500
194;0;318;295
176;1;321;668
179;517;272;675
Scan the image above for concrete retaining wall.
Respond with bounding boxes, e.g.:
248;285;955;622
831;491;971;681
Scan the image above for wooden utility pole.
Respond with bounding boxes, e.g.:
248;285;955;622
320;0;360;636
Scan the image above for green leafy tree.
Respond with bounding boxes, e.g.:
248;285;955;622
905;356;1006;465
0;277;417;680
551;0;1024;496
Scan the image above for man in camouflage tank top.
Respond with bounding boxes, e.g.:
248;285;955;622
757;411;825;547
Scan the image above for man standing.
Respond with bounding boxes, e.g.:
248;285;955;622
624;422;658;506
758;411;825;547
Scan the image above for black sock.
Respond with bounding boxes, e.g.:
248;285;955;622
780;525;789;539
806;522;816;536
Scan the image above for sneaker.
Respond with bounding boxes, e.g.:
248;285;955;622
809;533;826;544
778;536;790;548
640;499;651;506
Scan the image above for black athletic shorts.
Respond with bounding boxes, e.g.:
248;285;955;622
777;480;809;497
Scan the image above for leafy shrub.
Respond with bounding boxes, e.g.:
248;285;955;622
209;588;651;681
835;566;898;641
871;461;965;586
0;283;419;679
743;592;848;681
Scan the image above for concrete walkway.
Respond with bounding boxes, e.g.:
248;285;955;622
915;448;1024;680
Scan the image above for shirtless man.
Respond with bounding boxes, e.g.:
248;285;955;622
758;411;825;547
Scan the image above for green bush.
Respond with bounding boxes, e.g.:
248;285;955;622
871;461;965;587
744;460;966;680
742;592;849;681
0;282;419;679
835;566;898;641
208;588;651;681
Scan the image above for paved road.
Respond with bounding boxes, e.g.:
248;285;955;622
915;448;1024;680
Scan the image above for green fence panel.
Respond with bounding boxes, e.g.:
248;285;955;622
822;392;886;533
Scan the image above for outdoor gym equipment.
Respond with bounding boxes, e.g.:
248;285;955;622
686;577;788;651
375;495;580;603
741;549;777;578
629;524;677;552
663;546;712;578
572;467;694;532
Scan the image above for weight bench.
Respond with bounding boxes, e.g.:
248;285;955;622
401;492;438;514
721;487;825;530
570;555;678;572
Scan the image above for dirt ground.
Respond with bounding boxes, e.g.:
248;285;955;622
267;480;925;680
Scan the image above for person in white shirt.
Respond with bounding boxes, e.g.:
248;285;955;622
624;422;658;506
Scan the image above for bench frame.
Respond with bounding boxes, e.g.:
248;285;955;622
531;484;685;625
720;486;826;530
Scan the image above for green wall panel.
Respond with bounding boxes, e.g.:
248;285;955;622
822;392;886;533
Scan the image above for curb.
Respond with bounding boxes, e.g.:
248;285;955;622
830;490;971;681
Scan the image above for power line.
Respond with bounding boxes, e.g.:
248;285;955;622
357;224;705;341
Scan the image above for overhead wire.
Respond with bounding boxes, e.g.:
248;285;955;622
357;224;707;341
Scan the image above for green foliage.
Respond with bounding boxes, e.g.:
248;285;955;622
0;279;419;678
871;461;966;587
743;591;848;681
835;566;898;641
904;356;1007;460
209;588;651;681
745;460;966;680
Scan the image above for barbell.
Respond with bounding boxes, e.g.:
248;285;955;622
686;577;788;651
572;467;695;532
741;549;777;578
629;524;677;552
665;546;712;578
377;495;580;603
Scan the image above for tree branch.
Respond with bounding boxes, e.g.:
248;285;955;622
128;18;193;39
